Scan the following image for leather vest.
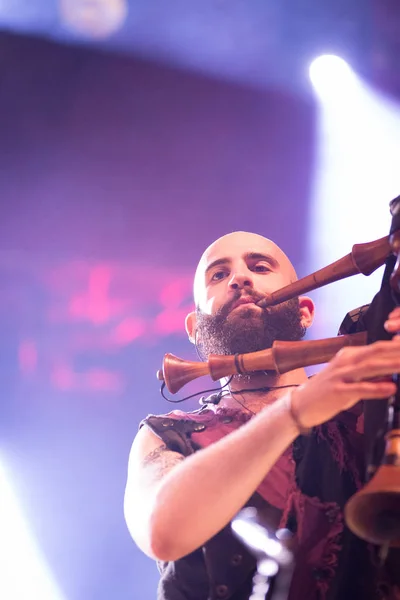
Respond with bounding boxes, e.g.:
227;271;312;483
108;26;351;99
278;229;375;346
141;404;399;600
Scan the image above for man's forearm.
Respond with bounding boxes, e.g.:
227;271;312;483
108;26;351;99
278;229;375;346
146;395;298;561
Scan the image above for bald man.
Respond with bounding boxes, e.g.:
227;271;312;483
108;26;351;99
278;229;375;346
125;232;400;600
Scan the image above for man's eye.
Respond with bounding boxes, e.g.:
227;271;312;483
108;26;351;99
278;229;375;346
211;270;228;281
253;264;271;272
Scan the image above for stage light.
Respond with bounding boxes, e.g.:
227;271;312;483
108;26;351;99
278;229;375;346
307;71;400;340
0;459;66;600
59;0;128;38
309;55;355;99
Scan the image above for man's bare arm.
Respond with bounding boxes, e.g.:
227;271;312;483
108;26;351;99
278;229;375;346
124;340;400;563
124;398;299;562
142;444;184;470
124;429;186;558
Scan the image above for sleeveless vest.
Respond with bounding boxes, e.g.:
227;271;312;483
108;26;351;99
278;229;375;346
141;404;400;600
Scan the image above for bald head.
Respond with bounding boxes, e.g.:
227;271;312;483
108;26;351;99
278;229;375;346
193;231;297;308
183;231;309;356
184;231;313;355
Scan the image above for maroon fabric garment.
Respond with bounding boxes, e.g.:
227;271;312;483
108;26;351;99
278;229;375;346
141;403;399;600
186;407;294;512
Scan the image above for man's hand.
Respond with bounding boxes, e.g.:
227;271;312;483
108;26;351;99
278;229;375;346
385;306;400;335
291;336;400;429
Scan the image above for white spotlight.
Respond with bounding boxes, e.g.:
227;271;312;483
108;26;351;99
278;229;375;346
0;460;66;600
309;55;355;99
59;0;128;38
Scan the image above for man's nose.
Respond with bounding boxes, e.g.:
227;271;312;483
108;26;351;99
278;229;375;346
228;271;253;290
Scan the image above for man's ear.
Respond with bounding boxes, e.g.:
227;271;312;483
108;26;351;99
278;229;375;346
185;310;197;344
299;296;315;329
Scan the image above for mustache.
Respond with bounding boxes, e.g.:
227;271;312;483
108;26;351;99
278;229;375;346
216;289;265;320
195;293;305;359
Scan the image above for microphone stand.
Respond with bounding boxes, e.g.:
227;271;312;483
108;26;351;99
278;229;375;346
231;508;294;600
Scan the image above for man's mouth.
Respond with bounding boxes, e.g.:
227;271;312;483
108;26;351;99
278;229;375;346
231;296;260;311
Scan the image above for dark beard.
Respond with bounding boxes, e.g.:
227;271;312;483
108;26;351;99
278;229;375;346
195;292;306;359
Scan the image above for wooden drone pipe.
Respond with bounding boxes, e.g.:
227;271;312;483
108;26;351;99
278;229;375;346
157;331;367;394
257;235;391;308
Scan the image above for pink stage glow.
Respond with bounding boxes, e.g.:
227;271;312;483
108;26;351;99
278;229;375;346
13;259;194;394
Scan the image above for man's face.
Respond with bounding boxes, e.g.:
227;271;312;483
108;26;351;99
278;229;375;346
191;232;307;357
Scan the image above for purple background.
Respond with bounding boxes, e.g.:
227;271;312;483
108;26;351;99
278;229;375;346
0;31;316;600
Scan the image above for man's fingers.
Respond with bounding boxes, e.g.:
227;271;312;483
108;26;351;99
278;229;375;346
388;307;400;318
335;338;400;380
384;306;400;332
384;319;400;333
339;380;396;399
337;337;400;362
338;359;400;383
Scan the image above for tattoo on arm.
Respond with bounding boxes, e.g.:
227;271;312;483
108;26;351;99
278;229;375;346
142;444;185;479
